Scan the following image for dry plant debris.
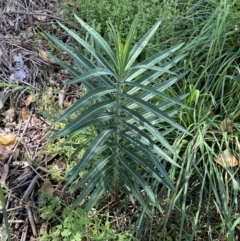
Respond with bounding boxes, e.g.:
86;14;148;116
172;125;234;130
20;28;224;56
213;149;238;167
0;0;76;240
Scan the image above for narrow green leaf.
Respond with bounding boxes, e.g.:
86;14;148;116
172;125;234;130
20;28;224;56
71;165;112;208
47;53;80;77
121;119;180;167
124;94;190;135
58;87;116;121
65;129;113;187
52;100;115;139
71;113;116;132
45;33;114;89
126;20;162;70
120;145;174;189
44;32;87;69
126;82;187;108
121;132;179;174
120;160;159;206
68;138;91;162
69;154;112;192
84;170;113;211
125;46;184;83
57;21;114;71
119;170;152;214
74;14;117;67
126;54;186;95
154;71;188;92
122;106;178;156
122;16;139;68
71;50;116;87
66;68;114;85
72;49;97;71
130;64;176;75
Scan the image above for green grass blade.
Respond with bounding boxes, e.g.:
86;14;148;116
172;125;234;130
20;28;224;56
0;186;11;241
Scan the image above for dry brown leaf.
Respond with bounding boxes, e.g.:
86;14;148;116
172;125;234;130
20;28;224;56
0;164;9;185
11;148;20;162
0;146;12;162
25;94;35;106
39;49;48;59
39;49;55;63
5;33;16;43
53;159;66;173
0;133;17;146
66;0;77;6
5;108;16;123
39;222;48;236
21;107;30;121
35;10;48;21
41;179;54;194
221;117;233;133
213;150;238;167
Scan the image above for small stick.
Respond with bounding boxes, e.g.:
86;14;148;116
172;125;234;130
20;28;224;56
8;115;32;165
26;203;37;237
7;206;23;212
2;11;81;30
20;224;28;241
22;175;39;201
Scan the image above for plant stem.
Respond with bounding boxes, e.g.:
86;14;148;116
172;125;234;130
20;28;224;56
114;77;121;203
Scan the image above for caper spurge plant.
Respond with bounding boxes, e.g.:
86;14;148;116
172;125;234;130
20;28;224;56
44;15;190;212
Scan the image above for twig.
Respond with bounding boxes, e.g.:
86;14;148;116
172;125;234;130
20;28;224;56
2;11;81;31
7;206;23;212
29;164;44;181
26;203;37;237
22;175;39;201
20;224;28;241
3;11;63;20
8;115;32;165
